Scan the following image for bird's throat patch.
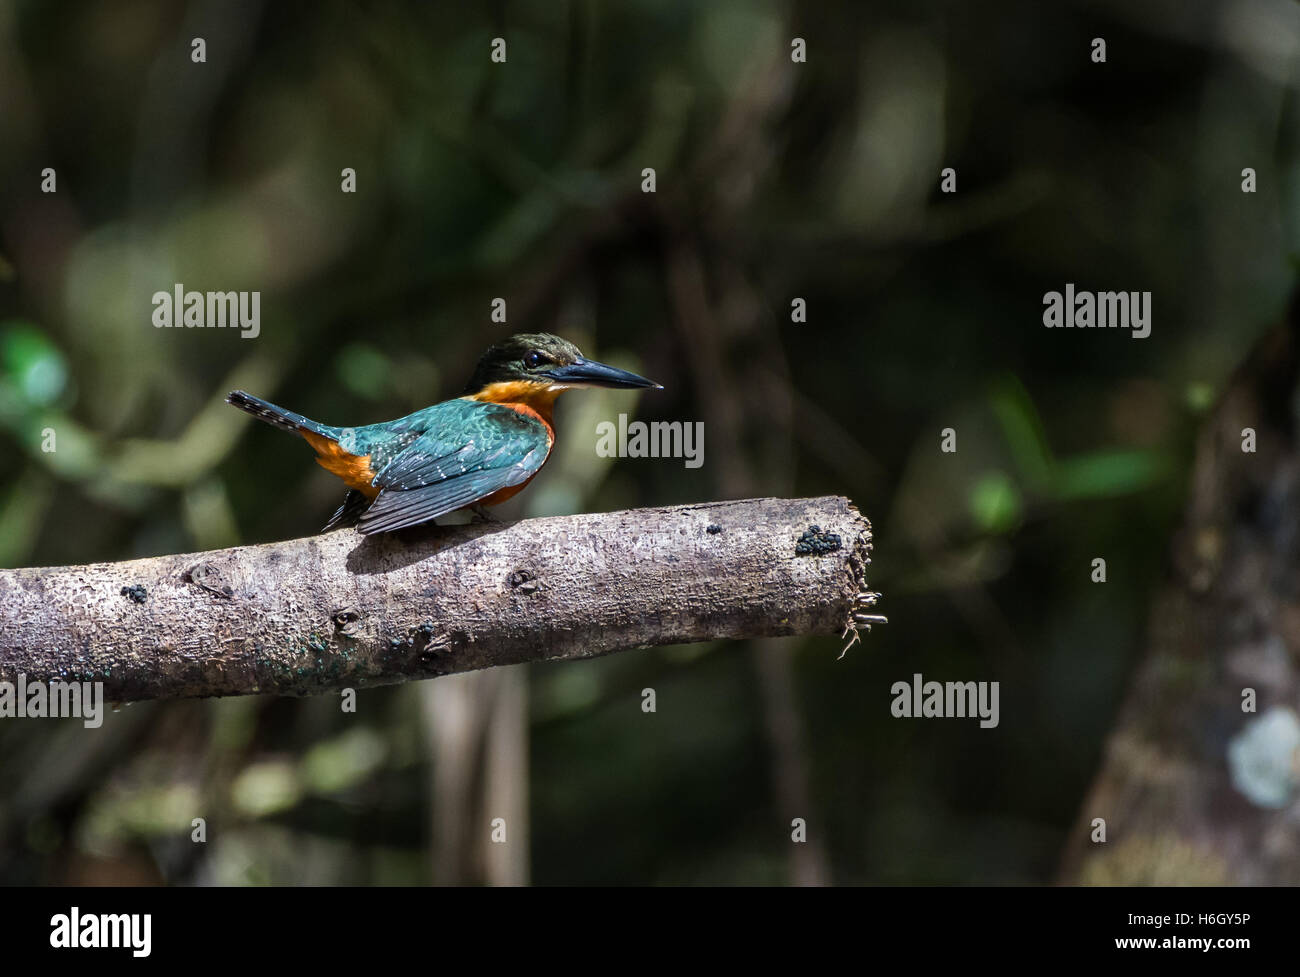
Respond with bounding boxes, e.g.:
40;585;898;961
468;380;559;437
301;431;379;497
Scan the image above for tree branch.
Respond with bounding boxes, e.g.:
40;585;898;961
0;496;882;702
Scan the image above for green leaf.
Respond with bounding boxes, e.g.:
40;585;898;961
969;470;1021;534
0;322;68;407
989;374;1055;491
1054;449;1166;499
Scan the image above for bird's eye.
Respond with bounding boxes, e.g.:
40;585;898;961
523;350;549;369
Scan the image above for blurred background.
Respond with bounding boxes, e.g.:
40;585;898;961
2;0;1299;883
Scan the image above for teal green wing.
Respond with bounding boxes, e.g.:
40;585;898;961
356;400;551;534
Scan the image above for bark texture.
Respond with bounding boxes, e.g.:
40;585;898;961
1060;299;1300;884
0;496;879;702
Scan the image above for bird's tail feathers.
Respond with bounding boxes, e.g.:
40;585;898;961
226;390;332;438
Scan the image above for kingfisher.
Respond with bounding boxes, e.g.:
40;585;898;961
227;333;660;534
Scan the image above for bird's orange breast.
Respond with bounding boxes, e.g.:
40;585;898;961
301;430;380;497
468;380;559;439
466;380;559;506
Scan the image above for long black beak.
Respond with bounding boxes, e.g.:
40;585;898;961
546;357;662;390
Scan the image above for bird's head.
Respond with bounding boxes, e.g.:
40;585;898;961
463;333;661;398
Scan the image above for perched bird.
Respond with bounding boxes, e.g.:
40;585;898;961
227;333;660;534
